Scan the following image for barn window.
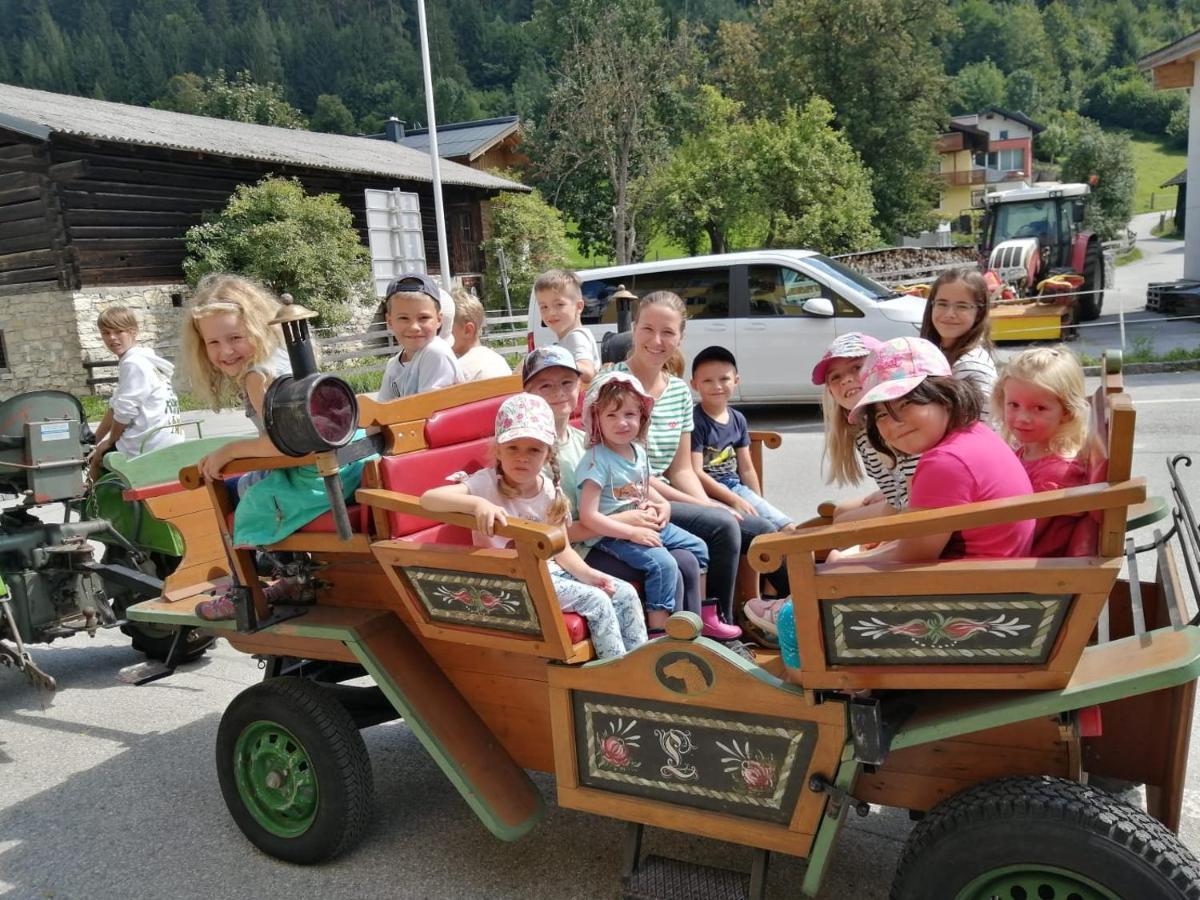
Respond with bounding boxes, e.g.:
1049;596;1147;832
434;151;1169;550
0;331;8;370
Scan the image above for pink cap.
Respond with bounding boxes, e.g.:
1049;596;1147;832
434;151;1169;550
582;370;655;446
811;332;884;386
848;337;951;424
495;393;556;446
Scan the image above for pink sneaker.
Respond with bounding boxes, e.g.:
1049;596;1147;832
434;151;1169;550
743;597;788;637
195;591;236;621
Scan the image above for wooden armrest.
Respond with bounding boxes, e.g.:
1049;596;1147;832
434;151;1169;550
749;478;1146;570
748;430;782;450
356;487;567;559
179;454;320;489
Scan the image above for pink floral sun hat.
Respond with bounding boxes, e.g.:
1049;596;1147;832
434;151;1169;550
495;393;557;446
581;370;655;446
810;332;884;386
848;336;951;425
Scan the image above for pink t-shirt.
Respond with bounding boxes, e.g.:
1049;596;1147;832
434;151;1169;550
909;422;1035;559
1020;450;1093;557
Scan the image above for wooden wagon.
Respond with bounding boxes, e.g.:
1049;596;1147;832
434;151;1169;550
125;357;1200;899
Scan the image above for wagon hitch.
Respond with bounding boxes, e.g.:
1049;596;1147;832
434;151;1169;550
809;773;870;819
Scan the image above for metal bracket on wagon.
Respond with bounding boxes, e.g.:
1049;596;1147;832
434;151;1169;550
809;773;869;820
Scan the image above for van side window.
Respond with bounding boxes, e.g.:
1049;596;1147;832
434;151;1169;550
582;268;730;324
748;266;824;317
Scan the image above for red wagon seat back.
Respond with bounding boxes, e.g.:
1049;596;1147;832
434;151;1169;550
379;393;513;538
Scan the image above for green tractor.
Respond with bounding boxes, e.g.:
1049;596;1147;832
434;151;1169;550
0;389;218;689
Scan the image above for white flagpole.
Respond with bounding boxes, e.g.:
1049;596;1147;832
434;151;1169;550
416;0;453;288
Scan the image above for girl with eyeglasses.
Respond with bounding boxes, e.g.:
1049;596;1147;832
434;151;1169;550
920;268;998;404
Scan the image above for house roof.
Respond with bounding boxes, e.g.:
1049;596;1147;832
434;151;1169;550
397;116;522;162
0;83;527;192
976;107;1046;135
1163;169;1187;188
1140;27;1200;70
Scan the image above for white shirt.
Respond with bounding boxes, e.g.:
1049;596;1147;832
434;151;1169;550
110;346;183;456
377;336;463;401
458;344;512;381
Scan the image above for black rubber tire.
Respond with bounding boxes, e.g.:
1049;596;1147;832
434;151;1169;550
1077;247;1104;322
890;776;1200;900
111;552;214;662
216;678;374;864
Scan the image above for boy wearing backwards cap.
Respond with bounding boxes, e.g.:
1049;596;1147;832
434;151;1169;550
690;345;796;530
377;273;464;401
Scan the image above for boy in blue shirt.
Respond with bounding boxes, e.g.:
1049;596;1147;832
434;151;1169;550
690;345;796;530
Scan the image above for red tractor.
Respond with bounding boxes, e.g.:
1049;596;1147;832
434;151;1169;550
979;181;1106;323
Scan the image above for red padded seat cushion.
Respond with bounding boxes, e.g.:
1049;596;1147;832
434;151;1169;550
378;437;494;537
425;394;512;447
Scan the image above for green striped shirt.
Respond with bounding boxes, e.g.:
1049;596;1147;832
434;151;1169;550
614;363;693;478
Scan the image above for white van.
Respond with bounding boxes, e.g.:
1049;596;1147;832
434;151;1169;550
527;250;928;403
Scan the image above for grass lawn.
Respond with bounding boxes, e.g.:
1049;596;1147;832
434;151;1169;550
1127;133;1186;215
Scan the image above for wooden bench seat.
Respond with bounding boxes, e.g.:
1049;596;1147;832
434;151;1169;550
750;363;1145;692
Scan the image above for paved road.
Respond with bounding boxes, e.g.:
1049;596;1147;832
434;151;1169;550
3;372;1200;900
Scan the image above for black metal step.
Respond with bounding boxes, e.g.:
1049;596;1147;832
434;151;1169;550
622;855;753;900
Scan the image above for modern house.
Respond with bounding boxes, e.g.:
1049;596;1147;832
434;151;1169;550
1141;30;1199;283
936;108;1045;222
0;83;526;396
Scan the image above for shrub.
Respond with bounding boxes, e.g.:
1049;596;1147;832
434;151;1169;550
184;177;372;327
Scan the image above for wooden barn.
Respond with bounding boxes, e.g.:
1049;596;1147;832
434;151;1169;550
0;82;526;397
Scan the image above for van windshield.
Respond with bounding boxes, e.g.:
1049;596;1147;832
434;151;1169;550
804;255;897;301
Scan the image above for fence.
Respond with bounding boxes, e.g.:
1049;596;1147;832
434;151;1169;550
82;310;531;390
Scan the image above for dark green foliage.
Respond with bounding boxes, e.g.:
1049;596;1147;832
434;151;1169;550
1082;67;1187;137
183;177;372;328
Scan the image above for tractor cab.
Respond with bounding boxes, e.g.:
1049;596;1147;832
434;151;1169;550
979;182;1106;334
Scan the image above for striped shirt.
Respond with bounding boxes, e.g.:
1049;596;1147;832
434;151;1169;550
953;346;998;405
855;430;918;509
613;362;693;478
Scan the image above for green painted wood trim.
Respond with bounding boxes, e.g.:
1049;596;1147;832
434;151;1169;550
1127;496;1169;531
890;627;1200;751
348;638;544;843
125;602;232;631
124;604;371;642
801;744;860;898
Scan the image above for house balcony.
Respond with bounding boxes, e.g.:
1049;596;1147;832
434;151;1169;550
939;169;987;187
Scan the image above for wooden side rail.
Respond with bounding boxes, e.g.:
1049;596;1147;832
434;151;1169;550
356;487;567;559
748;429;782;493
749;479;1147;571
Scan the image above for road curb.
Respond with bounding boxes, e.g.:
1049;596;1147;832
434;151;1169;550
1081;359;1200;377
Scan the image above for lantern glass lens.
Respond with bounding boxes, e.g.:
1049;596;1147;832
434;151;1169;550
309;381;355;445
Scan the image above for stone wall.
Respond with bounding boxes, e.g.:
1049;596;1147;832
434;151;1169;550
74;284;189;398
0;287;86;396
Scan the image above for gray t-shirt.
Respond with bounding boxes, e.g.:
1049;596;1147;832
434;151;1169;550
377;335;463;401
557;326;600;370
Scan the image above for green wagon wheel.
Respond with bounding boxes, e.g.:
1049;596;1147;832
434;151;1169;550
956;864;1119;900
216;678;373;864
233;721;320;838
890;777;1200;900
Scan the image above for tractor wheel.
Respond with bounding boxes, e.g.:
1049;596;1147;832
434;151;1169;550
1076;247;1104;322
216;678;373;864
890;776;1200;900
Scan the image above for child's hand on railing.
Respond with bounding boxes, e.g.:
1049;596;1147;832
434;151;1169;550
473;500;508;537
197;446;234;483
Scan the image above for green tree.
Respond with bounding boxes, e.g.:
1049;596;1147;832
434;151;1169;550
310;93;356;134
1051;115;1135;241
532;0;674;263
183;177;372;327
650;89;877;255
953;61;1008;114
755;0;955;238
481;185;571;307
154;69;307;128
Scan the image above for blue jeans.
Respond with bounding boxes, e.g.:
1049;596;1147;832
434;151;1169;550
728;482;794;529
596;523;708;612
